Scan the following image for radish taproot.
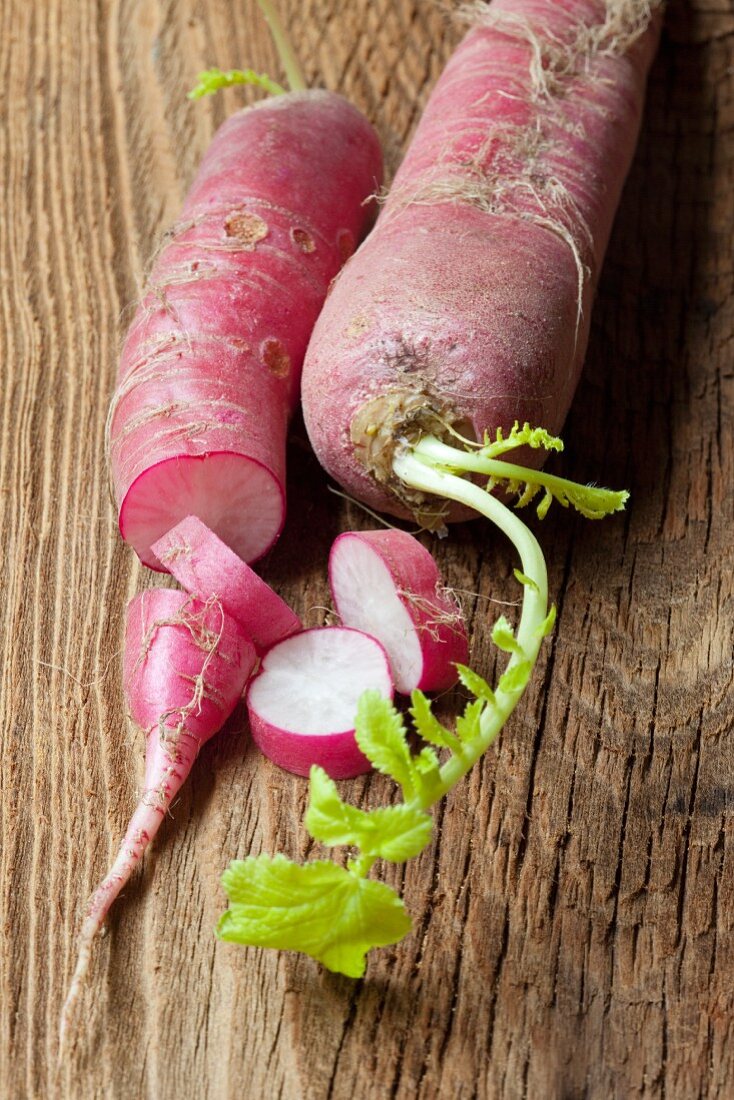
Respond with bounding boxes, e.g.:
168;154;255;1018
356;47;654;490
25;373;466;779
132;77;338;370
247;628;394;779
108;9;382;570
60;589;255;1046
329;529;468;694
216;1;655;978
152;514;301;652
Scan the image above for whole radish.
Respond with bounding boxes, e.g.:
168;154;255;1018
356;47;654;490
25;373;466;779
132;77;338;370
60;589;255;1046
302;0;661;524
108;24;382;570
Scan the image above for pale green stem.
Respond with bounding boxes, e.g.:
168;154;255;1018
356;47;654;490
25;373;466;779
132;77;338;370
414;436;588;500
349;854;377;878
257;0;307;92
392;449;549;809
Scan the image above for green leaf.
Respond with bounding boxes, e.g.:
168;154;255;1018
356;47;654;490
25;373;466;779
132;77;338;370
305;767;366;848
359;804;433;862
497;660;532;696
535;604;557;638
188;66;285;100
556;483;630;520
455;698;484;744
305;767;432;862
412;746;443;804
537;489;553;520
491;616;524;656
513;569;539;594
455;664;496;706
354;692;416;799
481;421;564;460
410;690;461;751
218;855;411;978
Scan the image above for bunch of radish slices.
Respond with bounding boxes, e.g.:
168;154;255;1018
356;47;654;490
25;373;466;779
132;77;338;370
61;0;663;1048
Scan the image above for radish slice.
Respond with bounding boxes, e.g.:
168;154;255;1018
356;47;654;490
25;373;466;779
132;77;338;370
120;451;285;571
247;628;393;779
151;514;301;652
329;530;468;694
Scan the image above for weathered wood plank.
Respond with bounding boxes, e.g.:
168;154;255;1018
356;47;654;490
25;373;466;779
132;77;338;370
0;1;731;1097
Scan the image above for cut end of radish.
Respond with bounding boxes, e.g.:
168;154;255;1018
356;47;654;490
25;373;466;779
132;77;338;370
119;452;285;570
329;530;469;695
330;534;422;692
151;514;301;652
247;627;393;778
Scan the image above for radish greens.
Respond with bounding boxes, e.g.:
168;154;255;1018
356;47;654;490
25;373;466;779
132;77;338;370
218;425;627;976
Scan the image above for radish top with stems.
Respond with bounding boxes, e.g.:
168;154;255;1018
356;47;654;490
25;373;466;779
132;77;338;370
217;424;628;976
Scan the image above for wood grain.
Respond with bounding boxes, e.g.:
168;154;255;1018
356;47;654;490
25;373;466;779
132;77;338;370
1;0;732;1096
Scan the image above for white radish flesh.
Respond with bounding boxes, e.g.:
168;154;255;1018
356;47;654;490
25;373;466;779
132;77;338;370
152;514;301;652
120;452;284;571
329;529;468;694
247;627;393;778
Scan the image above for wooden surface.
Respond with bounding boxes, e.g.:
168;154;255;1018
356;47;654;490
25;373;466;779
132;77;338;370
1;1;732;1097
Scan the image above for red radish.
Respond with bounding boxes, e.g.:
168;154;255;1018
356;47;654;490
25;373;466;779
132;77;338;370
301;0;661;522
152;514;301;652
329;530;468;694
247;628;393;779
108;91;382;569
60;589;255;1044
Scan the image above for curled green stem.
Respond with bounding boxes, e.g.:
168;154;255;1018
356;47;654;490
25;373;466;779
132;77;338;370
393;448;549;805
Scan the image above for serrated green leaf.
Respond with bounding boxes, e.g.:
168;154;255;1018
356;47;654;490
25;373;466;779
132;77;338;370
513;569;539;594
305;767;432;862
481;421;564;460
455;698;484;744
413;746;443;803
354;692;415;799
414;745;440;773
491;616;524;656
359;804;433;861
188;66;285;100
455;664;497;706
497;660;532;696
410;690;461;751
515;482;542;509
305;767;366;848
537;489;553;520
561;484;630;520
218;854;411;977
535;604;557;638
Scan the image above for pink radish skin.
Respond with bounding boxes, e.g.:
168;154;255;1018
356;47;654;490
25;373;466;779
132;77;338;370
109;91;382;568
60;589;255;1044
301;0;661;520
247;628;394;779
329;530;468;694
152;514;301;652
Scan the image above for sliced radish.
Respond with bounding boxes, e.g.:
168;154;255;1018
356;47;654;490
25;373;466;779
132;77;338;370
247;628;393;779
119;451;285;572
151;514;301;652
329;529;468;694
